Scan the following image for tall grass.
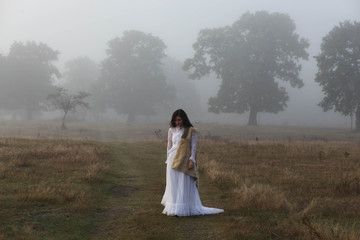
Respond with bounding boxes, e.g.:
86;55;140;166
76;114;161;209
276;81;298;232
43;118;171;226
197;139;360;239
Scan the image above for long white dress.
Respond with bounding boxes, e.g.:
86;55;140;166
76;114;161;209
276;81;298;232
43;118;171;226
161;127;224;217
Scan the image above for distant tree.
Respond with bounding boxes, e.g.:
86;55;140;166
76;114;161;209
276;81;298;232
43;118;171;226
184;11;309;125
99;30;174;122
63;56;99;92
62;57;100;120
315;21;360;132
47;87;90;129
162;57;201;116
88;78;107;116
0;41;60;119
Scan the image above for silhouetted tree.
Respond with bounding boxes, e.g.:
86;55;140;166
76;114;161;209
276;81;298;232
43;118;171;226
315;21;360;132
184;11;309;125
0;41;60;119
47;87;90;129
99;30;174;122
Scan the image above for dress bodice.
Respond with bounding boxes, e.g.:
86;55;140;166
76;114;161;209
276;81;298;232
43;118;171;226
171;127;183;148
167;127;197;163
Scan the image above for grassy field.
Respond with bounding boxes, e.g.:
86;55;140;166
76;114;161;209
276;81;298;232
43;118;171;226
197;139;360;239
0;138;108;239
1;121;360;239
0;120;359;142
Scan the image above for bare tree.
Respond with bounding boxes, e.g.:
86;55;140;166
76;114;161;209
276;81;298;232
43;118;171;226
47;87;90;129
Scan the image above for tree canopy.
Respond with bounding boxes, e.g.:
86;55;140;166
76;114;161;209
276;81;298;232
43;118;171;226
0;41;60;119
98;30;174;122
162;57;201;117
315;21;360;131
184;11;309;125
63;56;99;92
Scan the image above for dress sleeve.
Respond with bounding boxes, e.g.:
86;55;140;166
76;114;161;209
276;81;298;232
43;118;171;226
189;133;197;163
166;128;173;161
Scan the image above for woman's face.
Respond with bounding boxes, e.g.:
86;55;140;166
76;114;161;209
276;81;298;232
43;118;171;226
175;116;183;128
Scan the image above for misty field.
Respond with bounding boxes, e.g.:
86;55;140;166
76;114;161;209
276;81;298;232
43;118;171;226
1;122;360;239
0;120;359;142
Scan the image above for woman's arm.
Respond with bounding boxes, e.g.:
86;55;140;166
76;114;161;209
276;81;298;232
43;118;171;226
189;133;197;163
188;133;197;170
166;128;173;161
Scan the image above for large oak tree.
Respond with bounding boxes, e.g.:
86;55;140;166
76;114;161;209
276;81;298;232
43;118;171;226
99;30;174;122
315;21;360;131
184;11;309;125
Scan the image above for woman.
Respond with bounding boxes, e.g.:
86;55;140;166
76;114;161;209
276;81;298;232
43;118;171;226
161;109;224;217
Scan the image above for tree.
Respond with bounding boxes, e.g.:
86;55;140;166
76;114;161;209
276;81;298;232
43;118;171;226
315;21;360;132
162;57;202;116
0;41;60;119
99;30;174;122
63;56;99;92
184;11;309;125
62;57;100;120
47;87;90;129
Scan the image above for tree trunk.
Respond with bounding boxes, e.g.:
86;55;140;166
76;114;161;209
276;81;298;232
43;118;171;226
62;111;68;130
127;113;135;123
247;107;258;126
355;107;360;132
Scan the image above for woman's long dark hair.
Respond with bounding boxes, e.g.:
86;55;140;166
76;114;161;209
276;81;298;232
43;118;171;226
170;109;193;128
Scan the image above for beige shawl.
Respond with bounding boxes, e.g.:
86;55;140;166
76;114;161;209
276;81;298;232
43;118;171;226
171;127;198;181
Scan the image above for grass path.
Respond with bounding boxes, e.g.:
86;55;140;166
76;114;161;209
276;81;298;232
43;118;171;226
94;141;228;240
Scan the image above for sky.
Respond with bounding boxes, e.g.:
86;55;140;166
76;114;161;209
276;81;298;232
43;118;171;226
1;0;359;62
0;0;359;126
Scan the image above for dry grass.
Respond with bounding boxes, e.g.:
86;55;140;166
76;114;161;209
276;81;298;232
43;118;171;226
0;137;107;238
196;139;360;239
233;183;294;212
303;197;360;217
200;159;242;186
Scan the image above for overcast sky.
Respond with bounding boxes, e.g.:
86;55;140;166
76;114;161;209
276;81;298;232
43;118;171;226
1;0;359;62
1;0;359;126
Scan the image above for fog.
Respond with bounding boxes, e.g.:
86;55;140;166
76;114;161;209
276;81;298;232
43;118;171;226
1;0;359;127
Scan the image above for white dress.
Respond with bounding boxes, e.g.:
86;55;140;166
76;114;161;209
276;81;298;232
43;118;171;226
161;127;224;217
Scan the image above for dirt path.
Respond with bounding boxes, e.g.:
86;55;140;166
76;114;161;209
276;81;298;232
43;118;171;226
91;141;227;240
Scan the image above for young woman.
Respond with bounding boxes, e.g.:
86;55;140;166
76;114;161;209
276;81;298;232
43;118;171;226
161;109;224;216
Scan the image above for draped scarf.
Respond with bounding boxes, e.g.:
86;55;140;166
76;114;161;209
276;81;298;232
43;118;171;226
171;127;198;181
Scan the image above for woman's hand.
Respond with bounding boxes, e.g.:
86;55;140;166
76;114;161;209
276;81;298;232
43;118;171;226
188;160;194;170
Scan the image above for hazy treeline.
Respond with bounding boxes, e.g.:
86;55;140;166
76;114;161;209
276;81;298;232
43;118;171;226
0;11;359;130
0;35;202;124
